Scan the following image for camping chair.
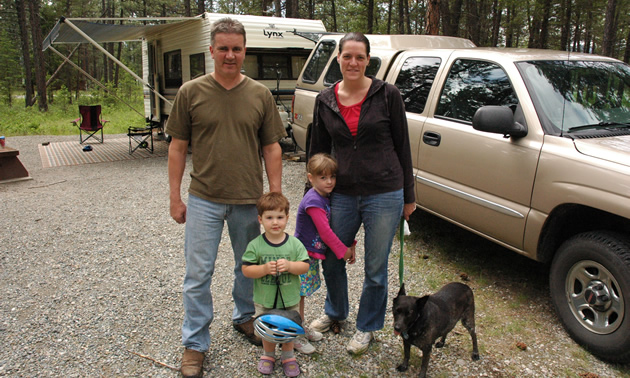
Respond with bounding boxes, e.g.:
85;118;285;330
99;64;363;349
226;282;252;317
127;124;155;154
72;105;109;144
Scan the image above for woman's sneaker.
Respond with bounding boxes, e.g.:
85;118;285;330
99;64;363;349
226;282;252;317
294;336;316;354
310;315;344;333
346;330;373;355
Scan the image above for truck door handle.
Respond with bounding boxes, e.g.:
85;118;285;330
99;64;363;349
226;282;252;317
423;131;441;146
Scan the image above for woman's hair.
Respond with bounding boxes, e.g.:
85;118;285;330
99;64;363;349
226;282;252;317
339;32;371;56
256;192;290;216
211;17;246;46
307;153;338;176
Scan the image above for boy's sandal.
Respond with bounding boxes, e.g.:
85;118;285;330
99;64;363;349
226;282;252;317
282;358;300;377
258;356;275;375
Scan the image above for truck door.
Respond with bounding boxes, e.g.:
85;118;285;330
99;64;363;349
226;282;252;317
416;56;543;250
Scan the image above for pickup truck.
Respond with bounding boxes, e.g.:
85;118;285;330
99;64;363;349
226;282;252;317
288;34;630;363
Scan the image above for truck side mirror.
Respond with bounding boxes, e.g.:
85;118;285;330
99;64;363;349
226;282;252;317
473;105;527;138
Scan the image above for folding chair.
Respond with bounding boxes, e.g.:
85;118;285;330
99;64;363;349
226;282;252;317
127;124;155;154
72;105;109;144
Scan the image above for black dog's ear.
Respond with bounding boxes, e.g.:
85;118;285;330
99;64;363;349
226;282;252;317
397;283;406;297
416;295;429;310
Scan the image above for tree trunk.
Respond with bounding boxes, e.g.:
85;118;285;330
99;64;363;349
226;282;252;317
539;0;552;48
367;0;374;33
465;0;480;45
184;0;191;16
490;0;501;46
506;2;514;47
15;0;33;107
441;0;463;37
197;0;205;15
405;0;411;35
398;0;405;33
623;23;630;63
28;0;47;111
387;0;393;33
274;0;281;16
584;9;593;52
602;0;617;56
286;0;298;18
331;0;338;31
426;0;440;35
560;0;572;51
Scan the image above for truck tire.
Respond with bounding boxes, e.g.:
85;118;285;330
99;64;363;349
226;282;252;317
549;231;630;363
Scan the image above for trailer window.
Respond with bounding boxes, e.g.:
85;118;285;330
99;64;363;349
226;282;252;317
243;53;307;80
190;53;205;79
164;50;182;88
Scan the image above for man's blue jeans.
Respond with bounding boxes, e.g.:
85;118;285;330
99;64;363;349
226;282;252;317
322;189;403;332
182;194;260;352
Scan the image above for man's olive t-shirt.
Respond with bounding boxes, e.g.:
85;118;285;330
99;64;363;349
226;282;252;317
166;75;286;204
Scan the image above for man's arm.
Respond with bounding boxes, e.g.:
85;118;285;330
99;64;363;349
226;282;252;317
168;138;189;224
262;142;282;193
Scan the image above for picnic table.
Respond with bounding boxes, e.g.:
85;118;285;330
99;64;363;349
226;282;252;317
0;146;31;183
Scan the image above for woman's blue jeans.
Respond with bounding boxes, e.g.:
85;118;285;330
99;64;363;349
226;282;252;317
322;189;403;332
181;194;260;352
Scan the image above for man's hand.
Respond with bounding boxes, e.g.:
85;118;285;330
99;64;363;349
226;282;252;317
170;198;187;224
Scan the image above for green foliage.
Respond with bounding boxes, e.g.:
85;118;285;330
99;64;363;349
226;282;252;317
0;88;146;136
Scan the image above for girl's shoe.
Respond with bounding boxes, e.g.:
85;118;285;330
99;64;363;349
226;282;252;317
305;327;323;341
294;336;316;354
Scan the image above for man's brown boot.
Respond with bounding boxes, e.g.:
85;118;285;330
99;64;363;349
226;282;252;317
233;318;262;346
181;348;205;378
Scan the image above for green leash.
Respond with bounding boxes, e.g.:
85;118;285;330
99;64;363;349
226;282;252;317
399;218;405;286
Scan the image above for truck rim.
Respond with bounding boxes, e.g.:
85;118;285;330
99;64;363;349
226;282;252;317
565;259;624;334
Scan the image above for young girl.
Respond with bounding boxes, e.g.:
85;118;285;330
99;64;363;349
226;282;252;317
293;153;356;354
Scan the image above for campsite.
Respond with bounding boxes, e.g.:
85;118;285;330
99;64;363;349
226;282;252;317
2;0;630;376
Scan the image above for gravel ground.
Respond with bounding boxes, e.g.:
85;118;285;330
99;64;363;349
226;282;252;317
1;134;629;377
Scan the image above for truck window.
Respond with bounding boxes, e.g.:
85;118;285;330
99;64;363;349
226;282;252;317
301;40;336;84
323;57;381;86
164;50;182;88
190;53;205;79
435;59;518;123
394;57;442;114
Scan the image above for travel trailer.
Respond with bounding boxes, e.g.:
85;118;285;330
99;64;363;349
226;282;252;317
43;13;327;130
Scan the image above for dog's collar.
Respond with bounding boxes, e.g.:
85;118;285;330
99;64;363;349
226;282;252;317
401;312;422;340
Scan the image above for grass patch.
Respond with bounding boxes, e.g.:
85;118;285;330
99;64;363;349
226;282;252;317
0;87;147;136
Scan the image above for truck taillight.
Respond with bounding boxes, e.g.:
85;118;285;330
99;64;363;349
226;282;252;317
291;95;295;119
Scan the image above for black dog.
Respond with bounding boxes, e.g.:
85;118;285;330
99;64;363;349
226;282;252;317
393;282;479;377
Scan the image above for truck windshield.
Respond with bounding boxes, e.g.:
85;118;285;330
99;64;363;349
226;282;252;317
517;60;630;135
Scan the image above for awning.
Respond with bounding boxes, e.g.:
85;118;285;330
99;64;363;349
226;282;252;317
43;16;202;50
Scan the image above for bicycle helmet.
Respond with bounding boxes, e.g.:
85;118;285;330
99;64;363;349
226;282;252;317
254;310;305;344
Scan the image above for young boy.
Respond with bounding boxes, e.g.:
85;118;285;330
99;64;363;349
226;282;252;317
242;192;309;377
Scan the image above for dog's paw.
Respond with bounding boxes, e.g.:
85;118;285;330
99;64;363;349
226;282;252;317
396;363;409;372
435;341;445;348
471;352;480;361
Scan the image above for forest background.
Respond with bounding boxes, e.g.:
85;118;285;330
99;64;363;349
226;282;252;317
0;0;629;134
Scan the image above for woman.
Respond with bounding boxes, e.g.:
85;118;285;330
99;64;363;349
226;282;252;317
307;32;416;355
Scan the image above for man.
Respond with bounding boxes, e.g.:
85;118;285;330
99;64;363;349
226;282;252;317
166;18;285;378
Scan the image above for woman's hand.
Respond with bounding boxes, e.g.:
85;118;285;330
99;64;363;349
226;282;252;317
344;245;356;264
403;202;416;221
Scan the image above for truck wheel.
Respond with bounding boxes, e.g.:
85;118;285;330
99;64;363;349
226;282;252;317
549;231;630;363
